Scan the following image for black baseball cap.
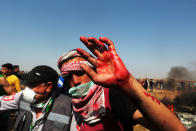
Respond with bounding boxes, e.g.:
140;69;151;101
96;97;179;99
23;65;59;86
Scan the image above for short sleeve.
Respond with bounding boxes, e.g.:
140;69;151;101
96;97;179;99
0;91;22;111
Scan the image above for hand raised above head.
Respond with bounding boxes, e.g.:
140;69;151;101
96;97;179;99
77;36;130;88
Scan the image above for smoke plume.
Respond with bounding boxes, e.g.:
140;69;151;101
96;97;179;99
167;66;196;81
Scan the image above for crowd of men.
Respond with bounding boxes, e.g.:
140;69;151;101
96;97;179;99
138;78;196;92
0;36;187;131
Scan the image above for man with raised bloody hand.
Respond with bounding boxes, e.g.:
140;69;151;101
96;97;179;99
58;36;186;131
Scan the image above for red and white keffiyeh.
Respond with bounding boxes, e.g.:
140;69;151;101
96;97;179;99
60;61;93;77
72;84;105;124
58;50;93;77
57;49;81;68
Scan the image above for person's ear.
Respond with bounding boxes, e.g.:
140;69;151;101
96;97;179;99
46;82;53;93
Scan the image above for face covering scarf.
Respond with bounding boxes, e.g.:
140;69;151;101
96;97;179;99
61;60;106;124
69;81;94;98
71;83;105;124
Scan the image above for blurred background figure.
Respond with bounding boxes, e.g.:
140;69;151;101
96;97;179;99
0;71;11;131
1;63;21;94
13;65;23;81
149;79;154;92
0;71;7;96
143;78;149;90
1;63;22;131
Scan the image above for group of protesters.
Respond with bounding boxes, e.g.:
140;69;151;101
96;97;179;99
0;63;23;130
0;36;187;131
138;78;196;92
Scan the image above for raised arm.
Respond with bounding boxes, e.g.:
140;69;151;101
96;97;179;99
77;36;186;131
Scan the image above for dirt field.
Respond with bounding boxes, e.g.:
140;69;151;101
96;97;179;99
150;89;181;102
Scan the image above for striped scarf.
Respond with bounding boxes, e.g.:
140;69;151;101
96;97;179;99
58;49;93;77
60;61;93;77
72;84;105;124
58;50;106;124
57;49;81;69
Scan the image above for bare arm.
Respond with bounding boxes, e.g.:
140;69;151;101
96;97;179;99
0;77;16;95
124;76;185;131
77;36;186;131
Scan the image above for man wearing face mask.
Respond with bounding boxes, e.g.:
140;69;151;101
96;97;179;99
57;36;186;131
0;65;72;131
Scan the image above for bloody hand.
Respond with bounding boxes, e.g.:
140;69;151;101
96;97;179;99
77;36;130;88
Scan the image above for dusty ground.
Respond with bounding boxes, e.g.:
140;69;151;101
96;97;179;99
150;89;181;102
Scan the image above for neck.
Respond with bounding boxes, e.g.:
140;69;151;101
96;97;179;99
35;97;49;105
5;73;12;77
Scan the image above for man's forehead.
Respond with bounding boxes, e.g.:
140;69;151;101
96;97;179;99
1;67;8;70
63;57;86;64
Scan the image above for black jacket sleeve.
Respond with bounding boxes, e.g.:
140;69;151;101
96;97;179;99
109;88;137;131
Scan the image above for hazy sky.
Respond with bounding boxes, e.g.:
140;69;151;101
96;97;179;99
0;0;195;78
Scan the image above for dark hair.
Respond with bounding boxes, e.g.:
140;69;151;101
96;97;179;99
13;65;19;69
2;63;13;71
24;65;59;88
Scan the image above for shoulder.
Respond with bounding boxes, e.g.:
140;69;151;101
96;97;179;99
53;93;72;107
0;92;22;110
51;93;72;115
108;88;137;127
7;75;19;81
5;76;14;83
108;88;137;113
55;93;71;101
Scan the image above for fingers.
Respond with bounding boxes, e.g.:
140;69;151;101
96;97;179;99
80;36;116;53
87;37;108;53
77;48;97;66
80;36;118;60
80;36;101;57
99;37;116;52
80;63;98;82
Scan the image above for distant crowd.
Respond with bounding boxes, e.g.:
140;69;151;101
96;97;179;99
137;78;196;92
